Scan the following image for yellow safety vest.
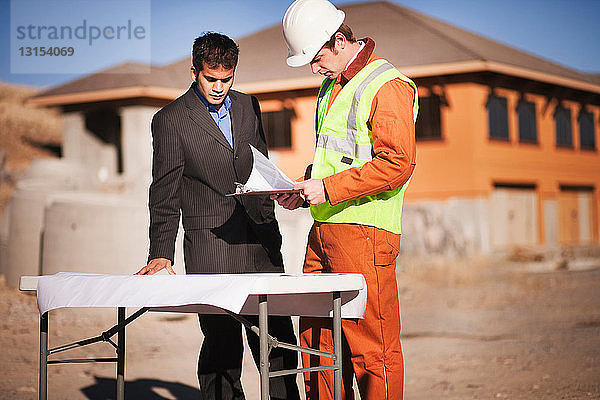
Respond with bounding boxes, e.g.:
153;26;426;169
310;58;418;234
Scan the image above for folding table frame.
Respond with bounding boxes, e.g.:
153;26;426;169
21;274;364;400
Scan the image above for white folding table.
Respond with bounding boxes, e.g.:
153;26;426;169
20;272;366;400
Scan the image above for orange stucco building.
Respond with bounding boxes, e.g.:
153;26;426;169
28;1;600;255
408;83;599;248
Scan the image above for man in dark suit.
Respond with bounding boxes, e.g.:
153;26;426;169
136;32;300;400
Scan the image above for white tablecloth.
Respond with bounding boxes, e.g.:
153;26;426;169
36;272;366;318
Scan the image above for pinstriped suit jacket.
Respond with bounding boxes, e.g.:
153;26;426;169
147;85;284;274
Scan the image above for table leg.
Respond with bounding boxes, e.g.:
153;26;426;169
258;295;269;400
116;307;125;400
39;312;48;400
333;291;342;400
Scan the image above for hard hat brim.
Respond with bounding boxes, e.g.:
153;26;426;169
285;10;345;67
286;52;317;68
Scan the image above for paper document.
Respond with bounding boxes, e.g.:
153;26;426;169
231;145;299;195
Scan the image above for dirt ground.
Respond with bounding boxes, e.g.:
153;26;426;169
1;257;599;400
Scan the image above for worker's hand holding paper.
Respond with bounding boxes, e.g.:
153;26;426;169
230;145;301;196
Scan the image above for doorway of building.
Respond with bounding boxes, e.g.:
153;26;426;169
558;185;594;245
490;183;538;249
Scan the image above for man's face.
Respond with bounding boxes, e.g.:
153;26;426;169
191;62;234;107
309;44;345;79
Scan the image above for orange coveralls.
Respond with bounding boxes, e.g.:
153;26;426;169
300;38;416;400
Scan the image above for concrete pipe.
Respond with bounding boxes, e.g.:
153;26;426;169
40;193;185;276
2;179;74;287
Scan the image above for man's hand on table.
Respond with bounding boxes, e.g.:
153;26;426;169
136;258;176;275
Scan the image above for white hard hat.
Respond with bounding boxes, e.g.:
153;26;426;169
282;0;345;67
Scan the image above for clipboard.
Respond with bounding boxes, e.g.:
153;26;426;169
226;189;302;197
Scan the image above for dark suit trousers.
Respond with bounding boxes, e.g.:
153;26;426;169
198;314;300;400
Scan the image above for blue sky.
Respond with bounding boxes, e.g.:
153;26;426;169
1;0;599;89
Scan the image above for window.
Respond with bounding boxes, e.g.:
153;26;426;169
85;107;122;173
578;110;596;151
261;108;294;149
517;100;537;143
487;94;509;141
554;105;573;148
415;94;442;141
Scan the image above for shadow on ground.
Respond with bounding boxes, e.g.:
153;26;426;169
81;376;201;399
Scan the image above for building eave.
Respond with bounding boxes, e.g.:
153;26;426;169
232;76;323;94
483;61;600;94
237;60;600;96
27;86;185;107
27;61;600;106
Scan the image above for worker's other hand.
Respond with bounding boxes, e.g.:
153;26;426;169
135;258;176;275
270;192;304;210
295;179;326;205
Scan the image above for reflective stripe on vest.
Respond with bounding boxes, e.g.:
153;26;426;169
310;59;418;234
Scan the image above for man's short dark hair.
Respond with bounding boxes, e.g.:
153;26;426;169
192;32;239;73
323;23;356;49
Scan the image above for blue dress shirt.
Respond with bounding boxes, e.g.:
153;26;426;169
194;85;233;148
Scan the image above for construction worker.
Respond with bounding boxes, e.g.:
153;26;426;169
273;0;418;398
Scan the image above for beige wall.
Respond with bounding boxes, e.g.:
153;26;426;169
120;105;158;182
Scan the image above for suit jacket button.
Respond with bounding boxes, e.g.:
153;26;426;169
234;155;239;159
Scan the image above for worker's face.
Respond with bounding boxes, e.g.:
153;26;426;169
191;63;234;107
309;35;346;79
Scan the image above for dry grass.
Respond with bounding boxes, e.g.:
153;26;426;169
0;81;63;213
